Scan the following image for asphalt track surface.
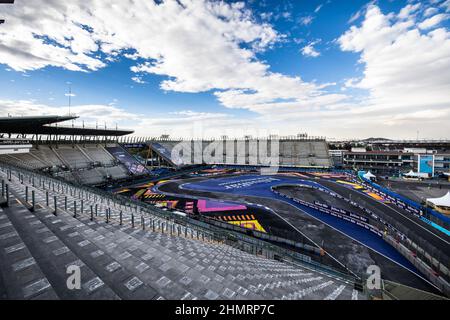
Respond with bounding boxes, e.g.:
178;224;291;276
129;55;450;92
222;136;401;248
155;173;445;293
378;179;450;204
319;179;450;254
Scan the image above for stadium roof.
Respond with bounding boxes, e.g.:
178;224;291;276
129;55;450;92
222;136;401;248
0;115;133;136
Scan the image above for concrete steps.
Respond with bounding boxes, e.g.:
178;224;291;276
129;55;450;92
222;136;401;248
2;199;119;300
0;207;58;299
0;166;361;300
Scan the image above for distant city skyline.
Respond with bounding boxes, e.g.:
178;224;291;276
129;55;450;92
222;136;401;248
0;0;449;139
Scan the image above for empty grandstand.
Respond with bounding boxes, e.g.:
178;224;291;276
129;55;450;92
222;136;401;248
0;164;364;300
139;137;332;169
1;116;448;301
0;116;145;186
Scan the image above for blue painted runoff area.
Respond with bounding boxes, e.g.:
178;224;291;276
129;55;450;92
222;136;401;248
183;175;421;275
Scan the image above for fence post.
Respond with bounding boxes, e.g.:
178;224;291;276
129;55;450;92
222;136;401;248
131;214;134;228
64;196;67;210
5;184;9;207
46;191;49;206
1;180;4;198
31;190;35;212
119;210;122;225
53;195;57;216
73;201;77;218
25;186;28;203
95;204;98;217
90;205;93;221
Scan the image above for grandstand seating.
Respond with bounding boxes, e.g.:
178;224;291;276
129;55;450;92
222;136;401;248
53;145;91;169
106;146;148;175
151;139;332;168
0;165;362;300
0;144;133;186
72;169;105;186
81;145;115;166
30;145;65;168
0;152;47;171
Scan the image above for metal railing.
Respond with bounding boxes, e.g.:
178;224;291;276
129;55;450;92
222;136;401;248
0;161;359;285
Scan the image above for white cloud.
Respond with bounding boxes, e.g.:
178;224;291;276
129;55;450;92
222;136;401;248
343;78;360;88
131;76;147;84
0;1;449;139
299;16;314;26
424;7;439;17
315;4;323;14
398;3;421;20
418;13;449;30
301;40;321;58
336;4;450;137
0;0;344;119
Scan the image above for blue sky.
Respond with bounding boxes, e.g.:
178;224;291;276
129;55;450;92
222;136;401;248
0;0;449;139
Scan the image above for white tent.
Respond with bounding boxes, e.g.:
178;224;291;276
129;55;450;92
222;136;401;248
363;171;376;180
404;170;417;177
427;192;450;207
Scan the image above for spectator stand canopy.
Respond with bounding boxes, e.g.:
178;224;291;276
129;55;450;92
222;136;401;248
427;192;450;216
0;115;133;138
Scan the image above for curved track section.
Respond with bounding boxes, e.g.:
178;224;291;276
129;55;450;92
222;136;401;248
155;173;443;294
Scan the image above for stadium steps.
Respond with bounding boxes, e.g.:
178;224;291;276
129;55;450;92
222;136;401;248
27;206;159;300
90;220;355;300
1;168;360;300
0;206;59;299
30;146;63;168
2;197;120;300
48;147;70;169
6;181;216;299
28;151;50;169
5;184;160;299
75;145;94;163
19;178;354;300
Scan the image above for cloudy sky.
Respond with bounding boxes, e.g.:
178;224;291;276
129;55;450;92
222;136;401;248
0;0;449;139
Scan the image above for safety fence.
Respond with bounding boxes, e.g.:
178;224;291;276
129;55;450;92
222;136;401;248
271;182;450;297
356;173;450;228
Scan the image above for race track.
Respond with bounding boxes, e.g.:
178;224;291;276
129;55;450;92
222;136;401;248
154;173;445;294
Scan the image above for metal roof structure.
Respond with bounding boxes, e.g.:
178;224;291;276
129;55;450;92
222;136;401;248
0;115;134;136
